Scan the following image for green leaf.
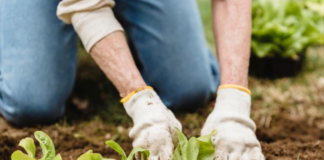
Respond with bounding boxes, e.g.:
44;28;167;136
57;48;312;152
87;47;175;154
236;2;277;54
172;145;181;160
18;138;36;158
185;138;199;160
11;151;35;160
175;127;188;160
127;147;150;160
77;150;115;160
34;131;56;160
197;130;216;160
197;130;216;146
105;140;127;160
171;129;217;160
196;141;215;160
77;150;93;160
54;154;62;160
105;140;150;160
306;1;324;15
172;129;216;160
251;41;276;58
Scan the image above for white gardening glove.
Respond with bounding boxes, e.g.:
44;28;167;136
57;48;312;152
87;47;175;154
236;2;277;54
201;86;265;160
123;87;182;160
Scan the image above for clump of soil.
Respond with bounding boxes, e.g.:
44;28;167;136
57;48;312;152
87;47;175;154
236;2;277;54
0;136;19;159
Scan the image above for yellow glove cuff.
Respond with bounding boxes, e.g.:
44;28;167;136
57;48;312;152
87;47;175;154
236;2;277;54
218;84;252;96
120;86;154;103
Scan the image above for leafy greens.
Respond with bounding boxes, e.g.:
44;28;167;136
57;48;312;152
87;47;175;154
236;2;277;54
252;0;324;59
172;128;216;160
12;129;216;160
11;131;62;160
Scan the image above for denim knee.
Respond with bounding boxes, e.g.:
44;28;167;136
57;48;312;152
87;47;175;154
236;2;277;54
0;0;77;126
0;88;67;126
161;75;215;111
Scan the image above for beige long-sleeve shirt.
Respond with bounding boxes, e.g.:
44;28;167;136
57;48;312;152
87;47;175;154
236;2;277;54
57;0;123;52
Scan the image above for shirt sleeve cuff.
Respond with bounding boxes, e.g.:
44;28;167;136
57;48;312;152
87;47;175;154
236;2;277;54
71;7;124;53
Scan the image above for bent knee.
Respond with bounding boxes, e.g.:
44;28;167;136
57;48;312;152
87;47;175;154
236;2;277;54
0;91;66;126
161;77;213;111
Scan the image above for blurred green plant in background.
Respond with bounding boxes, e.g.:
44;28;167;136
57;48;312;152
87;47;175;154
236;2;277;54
251;0;324;59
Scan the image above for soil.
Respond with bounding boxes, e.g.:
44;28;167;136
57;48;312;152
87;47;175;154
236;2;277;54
1;111;323;160
257;115;324;159
0;117;132;160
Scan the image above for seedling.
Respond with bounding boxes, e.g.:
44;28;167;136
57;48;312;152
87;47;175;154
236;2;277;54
172;128;216;160
12;129;215;160
77;150;114;160
77;140;149;160
11;131;62;160
105;140;149;160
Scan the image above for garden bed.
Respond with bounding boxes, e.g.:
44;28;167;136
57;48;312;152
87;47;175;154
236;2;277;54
1;109;323;160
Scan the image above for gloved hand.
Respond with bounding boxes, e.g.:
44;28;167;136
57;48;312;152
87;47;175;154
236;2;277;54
123;87;182;160
201;85;265;160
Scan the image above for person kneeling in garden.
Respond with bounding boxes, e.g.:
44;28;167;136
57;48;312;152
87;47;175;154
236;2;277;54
1;0;264;159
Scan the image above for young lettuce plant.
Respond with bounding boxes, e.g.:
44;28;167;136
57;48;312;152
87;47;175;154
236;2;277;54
77;140;149;160
11;131;62;160
77;150;114;160
172;128;216;160
105;140;149;160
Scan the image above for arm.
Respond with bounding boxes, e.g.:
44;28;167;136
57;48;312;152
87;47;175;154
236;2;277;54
58;0;145;97
90;32;181;160
90;31;146;97
213;0;251;88
57;2;181;159
201;0;265;159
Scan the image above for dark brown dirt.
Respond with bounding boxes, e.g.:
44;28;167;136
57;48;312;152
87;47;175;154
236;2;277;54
257;114;324;159
0;118;132;160
1;113;323;160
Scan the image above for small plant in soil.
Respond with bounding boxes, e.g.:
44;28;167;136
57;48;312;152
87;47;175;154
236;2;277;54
11;129;216;160
11;131;62;160
78;129;217;160
78;140;149;160
77;150;114;160
78;140;150;160
105;140;149;160
172;128;216;160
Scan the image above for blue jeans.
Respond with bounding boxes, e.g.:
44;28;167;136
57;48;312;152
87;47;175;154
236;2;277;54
0;0;220;126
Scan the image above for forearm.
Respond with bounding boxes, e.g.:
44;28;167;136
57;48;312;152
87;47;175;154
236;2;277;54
90;31;146;97
212;0;251;88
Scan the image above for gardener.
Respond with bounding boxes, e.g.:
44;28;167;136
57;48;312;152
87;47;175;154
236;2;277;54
1;0;264;159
